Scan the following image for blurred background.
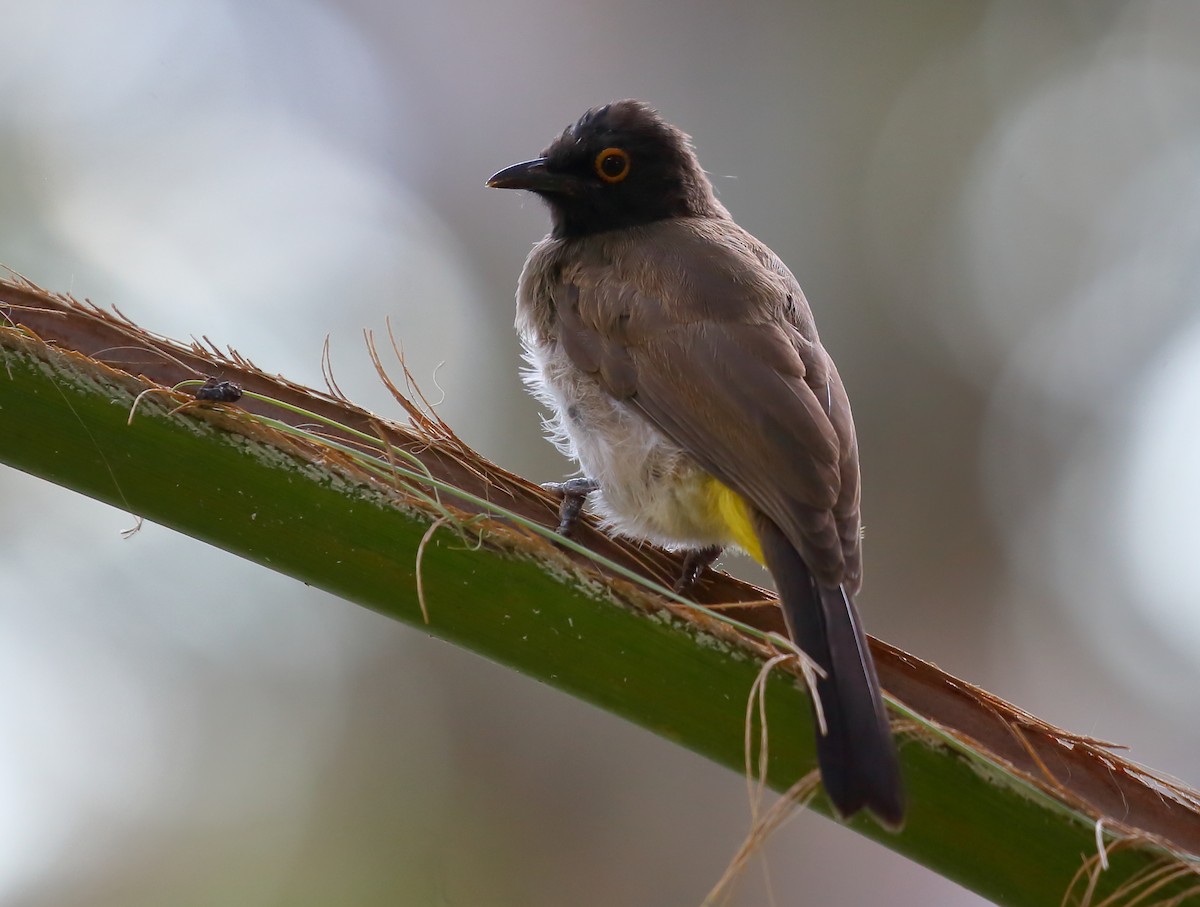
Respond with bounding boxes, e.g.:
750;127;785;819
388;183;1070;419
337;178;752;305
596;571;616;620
1;2;1198;904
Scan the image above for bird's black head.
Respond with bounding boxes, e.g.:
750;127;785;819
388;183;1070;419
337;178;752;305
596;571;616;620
487;100;721;239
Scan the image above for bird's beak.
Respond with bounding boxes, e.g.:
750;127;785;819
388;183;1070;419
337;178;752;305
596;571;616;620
486;158;577;194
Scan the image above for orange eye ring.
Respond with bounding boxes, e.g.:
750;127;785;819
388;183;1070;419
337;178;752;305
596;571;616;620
594;147;631;183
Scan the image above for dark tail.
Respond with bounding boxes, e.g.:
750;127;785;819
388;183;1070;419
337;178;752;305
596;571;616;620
756;518;905;828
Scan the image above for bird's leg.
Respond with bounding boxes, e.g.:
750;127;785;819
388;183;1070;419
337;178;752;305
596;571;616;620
541;477;600;537
675;545;723;592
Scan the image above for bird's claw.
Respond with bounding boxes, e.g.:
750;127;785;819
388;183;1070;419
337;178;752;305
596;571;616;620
541;478;600;537
675;545;722;592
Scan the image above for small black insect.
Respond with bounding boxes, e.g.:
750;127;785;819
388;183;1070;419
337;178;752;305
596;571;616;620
194;377;243;403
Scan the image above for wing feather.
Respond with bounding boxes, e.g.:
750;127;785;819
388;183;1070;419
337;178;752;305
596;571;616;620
554;263;860;588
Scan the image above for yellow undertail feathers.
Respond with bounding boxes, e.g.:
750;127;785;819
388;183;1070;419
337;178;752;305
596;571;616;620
705;477;764;565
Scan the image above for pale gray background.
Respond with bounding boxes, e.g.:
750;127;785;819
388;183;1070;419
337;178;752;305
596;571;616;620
1;2;1198;905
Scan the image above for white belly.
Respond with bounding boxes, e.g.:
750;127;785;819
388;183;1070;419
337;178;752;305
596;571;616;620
522;339;734;550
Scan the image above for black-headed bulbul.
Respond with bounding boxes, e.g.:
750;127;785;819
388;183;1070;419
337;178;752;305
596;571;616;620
488;100;904;827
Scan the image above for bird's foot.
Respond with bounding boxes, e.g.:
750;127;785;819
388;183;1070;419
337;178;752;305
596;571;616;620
675;545;722;592
541;477;600;537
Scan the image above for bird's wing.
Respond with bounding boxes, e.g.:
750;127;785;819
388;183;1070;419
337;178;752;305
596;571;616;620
553;248;860;588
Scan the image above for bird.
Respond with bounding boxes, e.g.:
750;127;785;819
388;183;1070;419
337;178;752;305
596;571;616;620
487;100;904;828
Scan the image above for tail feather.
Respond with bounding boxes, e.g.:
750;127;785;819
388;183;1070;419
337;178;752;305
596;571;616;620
756;517;905;828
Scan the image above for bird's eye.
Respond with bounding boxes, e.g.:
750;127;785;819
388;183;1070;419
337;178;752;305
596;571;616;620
594;147;631;183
